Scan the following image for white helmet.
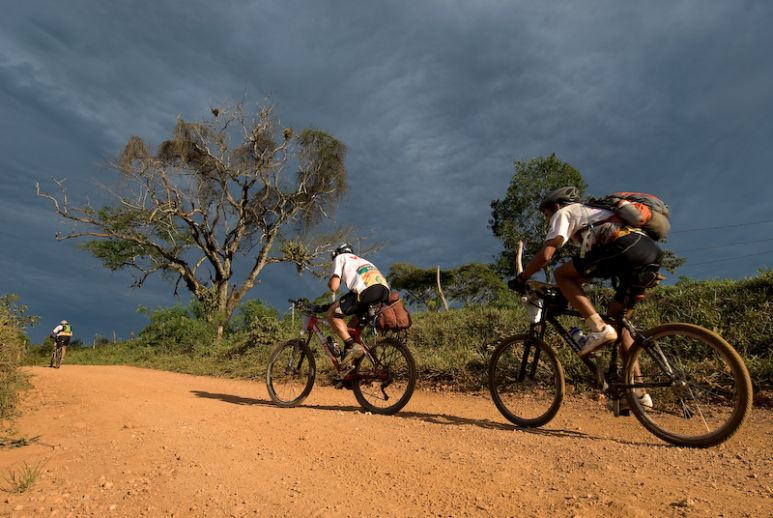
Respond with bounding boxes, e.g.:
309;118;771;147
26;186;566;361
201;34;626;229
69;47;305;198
60;320;68;325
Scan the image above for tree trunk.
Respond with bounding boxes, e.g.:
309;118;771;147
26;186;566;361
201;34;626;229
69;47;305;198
436;266;449;312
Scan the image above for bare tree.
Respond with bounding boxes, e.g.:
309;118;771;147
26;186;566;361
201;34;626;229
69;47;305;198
37;103;355;325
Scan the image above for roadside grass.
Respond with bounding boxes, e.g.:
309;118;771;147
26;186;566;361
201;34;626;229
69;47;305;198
1;460;44;494
0;435;40;449
1;299;31;420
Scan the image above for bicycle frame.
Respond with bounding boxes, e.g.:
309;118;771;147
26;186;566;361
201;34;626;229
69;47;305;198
298;309;381;376
525;291;675;398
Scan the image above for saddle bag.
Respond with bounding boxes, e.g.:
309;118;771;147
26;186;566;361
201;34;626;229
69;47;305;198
376;291;412;331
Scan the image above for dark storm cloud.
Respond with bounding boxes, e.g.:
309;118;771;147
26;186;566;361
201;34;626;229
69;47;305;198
1;1;771;342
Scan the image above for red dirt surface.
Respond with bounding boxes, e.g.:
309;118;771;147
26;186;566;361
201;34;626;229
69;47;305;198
2;365;771;517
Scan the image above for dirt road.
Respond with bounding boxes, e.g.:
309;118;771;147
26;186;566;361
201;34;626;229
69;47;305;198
2;366;771;517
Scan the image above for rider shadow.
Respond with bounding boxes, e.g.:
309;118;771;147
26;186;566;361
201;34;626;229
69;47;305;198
190;390;661;447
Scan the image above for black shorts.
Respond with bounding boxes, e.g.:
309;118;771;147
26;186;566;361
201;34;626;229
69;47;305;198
56;335;71;347
337;284;390;317
572;232;663;303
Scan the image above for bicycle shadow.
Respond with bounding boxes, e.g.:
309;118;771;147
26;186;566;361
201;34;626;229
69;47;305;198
190;390;663;447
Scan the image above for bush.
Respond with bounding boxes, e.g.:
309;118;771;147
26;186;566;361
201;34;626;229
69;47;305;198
137;305;217;354
1;295;38;419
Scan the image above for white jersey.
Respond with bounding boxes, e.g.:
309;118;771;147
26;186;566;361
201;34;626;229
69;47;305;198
332;253;389;294
545;203;620;255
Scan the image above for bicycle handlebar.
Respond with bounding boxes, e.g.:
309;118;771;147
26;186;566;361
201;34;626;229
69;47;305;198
288;298;330;315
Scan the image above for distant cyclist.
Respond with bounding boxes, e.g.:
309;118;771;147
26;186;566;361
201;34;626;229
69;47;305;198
50;320;73;368
510;186;663;407
326;243;390;374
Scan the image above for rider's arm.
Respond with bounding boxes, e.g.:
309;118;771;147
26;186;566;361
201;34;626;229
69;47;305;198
518;237;564;280
328;275;341;294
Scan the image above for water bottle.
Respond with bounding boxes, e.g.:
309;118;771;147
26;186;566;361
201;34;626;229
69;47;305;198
569;327;588;348
326;336;341;357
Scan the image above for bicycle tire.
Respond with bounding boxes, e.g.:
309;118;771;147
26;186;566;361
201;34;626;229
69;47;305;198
488;335;565;427
353;337;416;415
266;339;316;407
54;347;63;368
624;323;752;448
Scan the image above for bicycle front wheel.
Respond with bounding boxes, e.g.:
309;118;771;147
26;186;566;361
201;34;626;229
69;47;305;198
353;337;416;415
266;339;316;407
625;323;752;448
488;335;565;427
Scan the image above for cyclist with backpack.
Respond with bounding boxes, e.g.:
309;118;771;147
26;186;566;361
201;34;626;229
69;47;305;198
510;187;664;406
326;243;391;374
50;319;72;368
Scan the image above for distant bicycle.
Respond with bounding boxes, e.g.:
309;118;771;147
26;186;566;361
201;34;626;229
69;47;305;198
488;280;753;448
50;338;65;368
266;299;416;415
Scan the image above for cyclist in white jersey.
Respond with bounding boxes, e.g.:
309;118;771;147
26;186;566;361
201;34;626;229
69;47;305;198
326;243;390;373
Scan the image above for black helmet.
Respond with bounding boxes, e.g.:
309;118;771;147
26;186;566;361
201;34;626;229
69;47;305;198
331;242;353;260
539;186;580;211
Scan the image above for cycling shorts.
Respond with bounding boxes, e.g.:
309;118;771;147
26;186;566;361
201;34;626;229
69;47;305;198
55;335;71;347
336;284;390;317
572;232;663;303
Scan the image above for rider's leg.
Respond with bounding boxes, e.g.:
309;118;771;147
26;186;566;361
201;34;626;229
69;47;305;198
326;302;352;343
556;261;618;356
554;262;606;331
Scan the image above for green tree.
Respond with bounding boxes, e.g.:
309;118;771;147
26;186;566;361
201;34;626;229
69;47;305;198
445;263;511;306
388;262;510;310
388;263;441;309
489;154;587;277
38;103;354;324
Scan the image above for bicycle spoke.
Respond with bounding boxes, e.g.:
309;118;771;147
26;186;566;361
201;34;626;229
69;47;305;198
626;324;751;447
353;338;416;415
266;340;315;407
488;336;564;428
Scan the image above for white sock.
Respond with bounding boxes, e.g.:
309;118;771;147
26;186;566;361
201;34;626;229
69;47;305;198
585;313;606;333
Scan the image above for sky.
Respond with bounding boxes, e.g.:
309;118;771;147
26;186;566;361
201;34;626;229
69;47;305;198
1;1;771;343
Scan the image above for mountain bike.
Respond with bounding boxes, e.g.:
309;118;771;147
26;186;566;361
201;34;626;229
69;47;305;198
266;299;417;415
487;281;753;448
50;338;65;368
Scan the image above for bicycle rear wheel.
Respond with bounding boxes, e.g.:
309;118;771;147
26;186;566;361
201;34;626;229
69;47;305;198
266;339;316;407
353;337;416;415
54;347;63;368
488;335;565;427
625;323;752;448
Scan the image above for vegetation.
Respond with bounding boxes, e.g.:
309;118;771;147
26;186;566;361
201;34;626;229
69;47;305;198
1;460;44;494
37;103;357;326
26;271;772;395
389;262;515;310
489;154;586;277
1;295;38;420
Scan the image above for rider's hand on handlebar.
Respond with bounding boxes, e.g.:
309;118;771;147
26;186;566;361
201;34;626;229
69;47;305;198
508;274;528;294
309;302;332;314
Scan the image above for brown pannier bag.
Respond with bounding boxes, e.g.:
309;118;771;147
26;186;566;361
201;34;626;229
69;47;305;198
376;291;412;331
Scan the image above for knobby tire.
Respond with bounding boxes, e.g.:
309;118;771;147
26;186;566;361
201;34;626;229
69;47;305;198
488;335;565;427
266;339;316;407
624;323;752;448
352;337;416;415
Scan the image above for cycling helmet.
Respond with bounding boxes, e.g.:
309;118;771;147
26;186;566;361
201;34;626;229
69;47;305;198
331;242;353;260
60;320;68;325
539;186;580;211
